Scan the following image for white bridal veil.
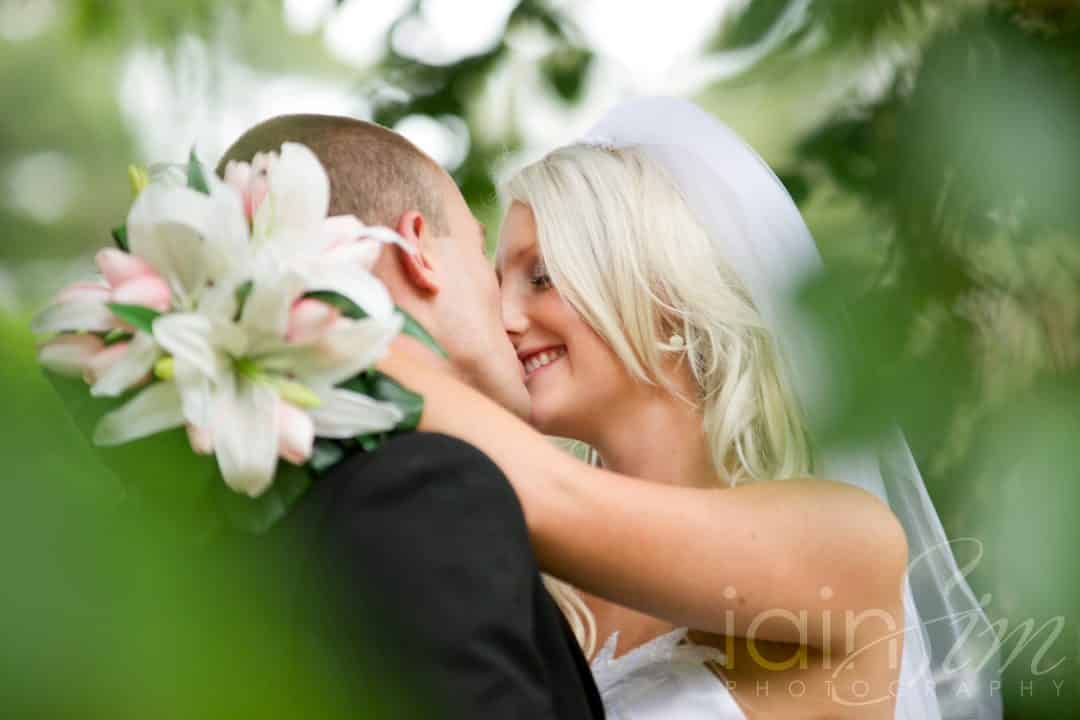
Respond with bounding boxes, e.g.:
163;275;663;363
581;97;1002;720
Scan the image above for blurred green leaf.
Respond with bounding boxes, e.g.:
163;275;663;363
540;46;593;101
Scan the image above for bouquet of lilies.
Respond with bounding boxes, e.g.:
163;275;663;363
32;143;431;530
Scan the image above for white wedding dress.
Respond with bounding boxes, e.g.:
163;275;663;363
590;628;746;720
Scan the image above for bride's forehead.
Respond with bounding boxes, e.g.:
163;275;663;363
495;206;537;265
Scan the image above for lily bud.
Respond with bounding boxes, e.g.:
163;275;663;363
153;356;175;381
273;379;322;409
186;424;214;455
286;298;342;344
247;174;269;220
111;273;172;312
276;402;314;466
128;165;149;197
96;248;155;288
224;158;269;221
37;334;106;378
82;342;130;386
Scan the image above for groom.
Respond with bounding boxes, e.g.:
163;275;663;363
219;115;603;720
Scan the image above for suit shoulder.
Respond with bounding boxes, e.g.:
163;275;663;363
372;431;500;473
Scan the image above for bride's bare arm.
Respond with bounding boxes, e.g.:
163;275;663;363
379;348;908;651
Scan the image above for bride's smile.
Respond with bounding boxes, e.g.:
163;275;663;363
518;345;566;380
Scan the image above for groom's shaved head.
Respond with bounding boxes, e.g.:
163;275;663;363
218;114;448;233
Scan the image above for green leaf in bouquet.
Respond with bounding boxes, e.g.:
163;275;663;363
309;440;345;475
186;148;210;195
103;329;133;346
398;307;447;359
112;224;128;251
341;369;425;455
303;290;367;319
107;303;161;334
43;372;226;536
367;370;424;432
357;434;386;452
45;370;321;535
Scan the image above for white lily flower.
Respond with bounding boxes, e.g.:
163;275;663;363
242;143;414;320
93;265;404;498
126;172;251;311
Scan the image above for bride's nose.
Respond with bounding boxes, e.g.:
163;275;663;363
501;290;528;341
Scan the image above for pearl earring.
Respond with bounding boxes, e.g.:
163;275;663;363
669;334;685;349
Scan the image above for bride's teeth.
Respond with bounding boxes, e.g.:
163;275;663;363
525;347;565;375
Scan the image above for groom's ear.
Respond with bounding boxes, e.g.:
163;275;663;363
394;210;440;295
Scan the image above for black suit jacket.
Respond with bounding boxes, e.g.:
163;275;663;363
281;432;605;719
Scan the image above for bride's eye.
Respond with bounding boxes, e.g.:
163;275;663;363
529;259;553;290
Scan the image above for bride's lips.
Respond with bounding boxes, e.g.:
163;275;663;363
518;345;567;382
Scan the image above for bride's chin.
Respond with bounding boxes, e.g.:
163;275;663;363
523;396;556;433
525;398;578;439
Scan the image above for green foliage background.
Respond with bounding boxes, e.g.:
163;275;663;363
1;0;1076;716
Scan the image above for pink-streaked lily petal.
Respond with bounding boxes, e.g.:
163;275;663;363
268;314;402;388
31;300;115;335
313;313;403;386
84;341;128;386
56;281;111;305
225;160;269;222
93;381;185;446
211;375;279;498
286;298;342;345
110;274;172;312
89;332;160;397
276;402;314;465
127;182;217;305
152;313;223;382
321;215;365;249
321;238;384;273
37;334;106;377
302;267;395;320
186;423;214;455
96;248;155;288
309;388;403;439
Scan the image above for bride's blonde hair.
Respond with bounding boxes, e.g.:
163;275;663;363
502;143;814;656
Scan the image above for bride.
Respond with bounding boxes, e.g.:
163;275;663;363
382;97;1001;719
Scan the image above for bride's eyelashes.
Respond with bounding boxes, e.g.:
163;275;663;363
529;258;553;290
